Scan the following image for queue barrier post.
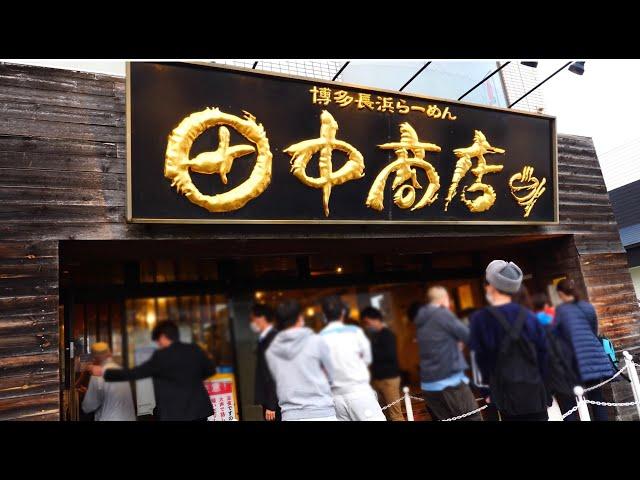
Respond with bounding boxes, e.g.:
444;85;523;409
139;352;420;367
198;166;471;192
622;351;640;419
574;386;591;421
403;386;414;422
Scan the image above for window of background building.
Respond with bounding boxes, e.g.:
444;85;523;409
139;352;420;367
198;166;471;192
340;60;508;107
214;60;510;108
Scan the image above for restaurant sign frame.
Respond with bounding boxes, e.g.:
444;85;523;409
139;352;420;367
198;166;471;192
126;61;559;225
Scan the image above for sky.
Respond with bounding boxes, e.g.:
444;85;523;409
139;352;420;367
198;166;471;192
536;60;640;154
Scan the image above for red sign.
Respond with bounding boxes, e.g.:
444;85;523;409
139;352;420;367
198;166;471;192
204;373;238;421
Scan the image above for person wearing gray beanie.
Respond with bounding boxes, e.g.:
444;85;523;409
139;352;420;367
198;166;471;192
468;260;550;421
485;260;523;295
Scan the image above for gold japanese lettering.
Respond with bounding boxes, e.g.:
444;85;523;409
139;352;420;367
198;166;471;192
441;106;457;120
509;166;546;217
396;99;410;114
284;110;365;217
333;90;354;107
356;93;375;110
366;123;441;211
310;86;332;105
376;96;395;113
164;108;272;212
426;105;442;119
444;130;505;213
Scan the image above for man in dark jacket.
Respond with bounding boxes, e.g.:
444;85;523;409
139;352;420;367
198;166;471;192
361;306;404;421
250;303;281;421
469;260;549;421
413;286;482;421
90;321;216;421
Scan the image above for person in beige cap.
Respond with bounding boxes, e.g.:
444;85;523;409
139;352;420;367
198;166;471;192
82;342;136;421
468;260;549;421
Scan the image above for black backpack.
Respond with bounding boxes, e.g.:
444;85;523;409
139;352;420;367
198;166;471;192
543;325;578;397
487;306;548;416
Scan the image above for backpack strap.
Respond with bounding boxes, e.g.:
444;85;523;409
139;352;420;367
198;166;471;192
514;306;528;336
487;305;527;340
487;306;509;333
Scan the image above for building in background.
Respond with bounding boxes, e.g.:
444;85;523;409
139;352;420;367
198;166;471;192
499;62;545;113
600;139;640;300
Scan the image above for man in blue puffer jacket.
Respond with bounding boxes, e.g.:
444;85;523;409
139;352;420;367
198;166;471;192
554;278;615;421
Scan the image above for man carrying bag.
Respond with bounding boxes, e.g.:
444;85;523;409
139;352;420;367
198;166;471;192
469;260;550;421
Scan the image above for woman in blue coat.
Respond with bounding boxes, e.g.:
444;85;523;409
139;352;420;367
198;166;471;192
553;279;615;420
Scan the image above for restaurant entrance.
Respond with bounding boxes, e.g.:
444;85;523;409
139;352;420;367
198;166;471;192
59;234;570;421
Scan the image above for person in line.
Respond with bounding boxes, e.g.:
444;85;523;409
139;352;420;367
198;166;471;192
90;321;216;421
413;286;482;421
361;306;404;421
344;315;362;327
407;301;424;326
319;296;386;421
75;357;95;421
82;342;136;421
266;300;337;421
532;292;555;326
469;260;549;421
459;307;477;326
512;284;534;311
250;303;281;421
554;278;615;421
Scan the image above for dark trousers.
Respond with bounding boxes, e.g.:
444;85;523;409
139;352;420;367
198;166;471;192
499;411;548;421
483;403;501;421
422;382;483;421
557;383;608;421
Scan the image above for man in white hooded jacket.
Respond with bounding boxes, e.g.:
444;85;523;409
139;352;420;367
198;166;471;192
319;296;386;421
266;300;337;421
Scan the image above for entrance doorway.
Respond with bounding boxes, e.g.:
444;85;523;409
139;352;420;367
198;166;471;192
59;235;568;421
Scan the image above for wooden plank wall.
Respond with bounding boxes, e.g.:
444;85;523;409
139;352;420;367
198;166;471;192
0;62;638;420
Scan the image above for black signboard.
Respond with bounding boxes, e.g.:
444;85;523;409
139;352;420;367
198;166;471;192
127;62;557;224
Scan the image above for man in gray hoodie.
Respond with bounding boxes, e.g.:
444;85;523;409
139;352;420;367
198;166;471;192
266;300;337;421
412;286;482;421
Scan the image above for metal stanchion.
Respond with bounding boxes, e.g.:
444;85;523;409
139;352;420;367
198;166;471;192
403;386;414;421
623;351;640;419
574;386;591;421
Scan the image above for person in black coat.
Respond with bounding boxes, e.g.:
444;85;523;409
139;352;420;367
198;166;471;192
250;304;281;421
361;306;404;421
89;321;216;421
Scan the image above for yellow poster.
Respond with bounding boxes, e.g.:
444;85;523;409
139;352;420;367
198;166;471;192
457;284;475;310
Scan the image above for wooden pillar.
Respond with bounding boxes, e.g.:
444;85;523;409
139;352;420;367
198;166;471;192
0;240;60;420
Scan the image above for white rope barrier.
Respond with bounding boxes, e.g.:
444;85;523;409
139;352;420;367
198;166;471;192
557;351;640;420
440;404;488;421
561;405;579;420
583;365;628;393
379;389;486;421
377;352;640;421
381;397;405;411
623;351;640;417
585;399;640;407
